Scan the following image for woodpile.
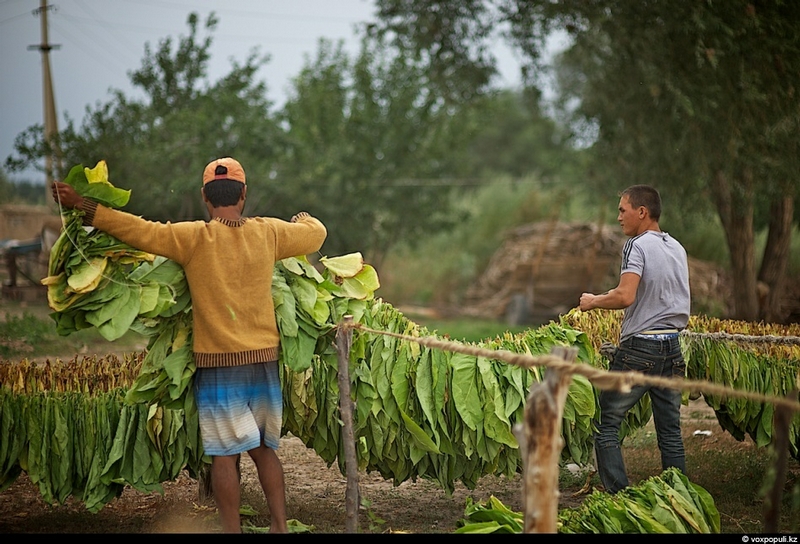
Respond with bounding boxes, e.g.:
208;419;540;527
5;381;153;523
460;221;733;325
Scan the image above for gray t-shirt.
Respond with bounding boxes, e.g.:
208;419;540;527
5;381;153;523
619;230;691;342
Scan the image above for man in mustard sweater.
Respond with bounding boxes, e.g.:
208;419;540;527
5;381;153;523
52;157;327;533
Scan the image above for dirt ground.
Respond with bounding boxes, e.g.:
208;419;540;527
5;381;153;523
0;398;768;534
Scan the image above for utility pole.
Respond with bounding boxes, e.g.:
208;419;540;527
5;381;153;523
28;0;61;206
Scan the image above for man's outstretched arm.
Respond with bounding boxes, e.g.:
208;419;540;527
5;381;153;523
579;272;640;311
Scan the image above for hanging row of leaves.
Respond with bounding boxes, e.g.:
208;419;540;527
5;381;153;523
562;309;800;361
561;309;800;460
279;292;654;492
683;338;800;457
455;468;720;534
0;384;204;513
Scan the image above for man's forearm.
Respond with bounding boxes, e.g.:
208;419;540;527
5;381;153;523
581;289;631;311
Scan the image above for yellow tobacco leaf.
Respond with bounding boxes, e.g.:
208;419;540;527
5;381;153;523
320;252;364;278
84;160;110;184
67;257;107;294
41;273;65;286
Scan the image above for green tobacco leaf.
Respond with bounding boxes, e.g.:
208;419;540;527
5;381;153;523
96;286;142;341
281;255;325;282
63;163;131;209
328;264;381;300
138;283;161;315
568;374;596;418
689;482;721;533
400;410;440;454
290;276;321;318
273;271;298;337
454;521;509;534
451;353;483;431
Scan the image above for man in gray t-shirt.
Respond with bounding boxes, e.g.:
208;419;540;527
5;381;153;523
619;230;690;342
579;185;690;493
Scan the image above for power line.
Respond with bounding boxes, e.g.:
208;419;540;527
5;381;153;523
51;9;362;46
0;11;30;26
119;0;370;25
50;18;133;79
71;0;143;63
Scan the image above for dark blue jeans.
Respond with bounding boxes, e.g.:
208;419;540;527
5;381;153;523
593;335;686;493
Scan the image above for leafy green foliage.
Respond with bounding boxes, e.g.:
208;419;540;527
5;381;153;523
8;12;280;224
558;468;720;534
456;468;720;534
275;36;479;263
371;0;499;103
684;336;800;455
455;495;523;534
369;0;799;322
5;8;587;269
282;304;623;493
62;162;131;209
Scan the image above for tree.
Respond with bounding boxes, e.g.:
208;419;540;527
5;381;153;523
532;1;800;322
456;88;582;181
6;13;497;265
6;13;281;222
275;35;584;265
274;37;484;265
368;0;500;104
371;0;800;322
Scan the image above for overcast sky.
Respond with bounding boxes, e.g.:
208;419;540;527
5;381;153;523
0;0;525;184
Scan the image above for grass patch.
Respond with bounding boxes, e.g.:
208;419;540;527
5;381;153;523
406;315;530;344
0;305;146;361
0;312;53;359
685;445;800;533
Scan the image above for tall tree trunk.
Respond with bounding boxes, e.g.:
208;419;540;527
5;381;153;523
758;194;794;323
710;168;759;321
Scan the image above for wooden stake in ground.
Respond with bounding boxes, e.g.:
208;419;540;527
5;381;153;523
336;315;359;533
514;346;578;533
763;389;797;532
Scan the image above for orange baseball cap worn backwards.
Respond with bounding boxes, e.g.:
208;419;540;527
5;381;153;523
202;157;246;185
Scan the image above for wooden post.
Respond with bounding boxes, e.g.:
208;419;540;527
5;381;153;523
336;315;359;533
513;346;578;533
763;389;797;532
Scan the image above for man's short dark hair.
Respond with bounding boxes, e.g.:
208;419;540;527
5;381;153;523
622;185;662;221
203;179;245;207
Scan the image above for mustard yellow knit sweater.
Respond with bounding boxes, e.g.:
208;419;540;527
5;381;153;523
82;201;327;367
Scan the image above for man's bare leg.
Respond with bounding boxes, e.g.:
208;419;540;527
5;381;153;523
211;454;242;533
248;444;288;533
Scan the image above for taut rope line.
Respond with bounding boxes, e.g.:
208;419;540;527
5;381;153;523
346;322;800;414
